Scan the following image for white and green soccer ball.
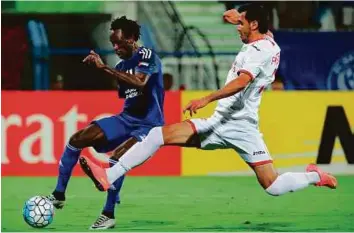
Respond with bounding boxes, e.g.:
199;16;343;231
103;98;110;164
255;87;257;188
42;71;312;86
23;196;54;228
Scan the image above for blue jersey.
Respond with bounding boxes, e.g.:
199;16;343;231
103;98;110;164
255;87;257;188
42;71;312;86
115;47;164;127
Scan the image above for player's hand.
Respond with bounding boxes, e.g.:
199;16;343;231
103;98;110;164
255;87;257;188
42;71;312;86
223;9;242;25
183;97;210;117
83;50;105;69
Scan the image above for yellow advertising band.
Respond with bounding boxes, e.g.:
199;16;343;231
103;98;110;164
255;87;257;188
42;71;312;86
181;91;354;176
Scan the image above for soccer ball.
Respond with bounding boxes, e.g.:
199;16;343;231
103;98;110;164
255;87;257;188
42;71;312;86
23;196;54;228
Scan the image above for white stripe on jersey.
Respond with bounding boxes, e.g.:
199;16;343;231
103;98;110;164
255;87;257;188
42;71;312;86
138;50;145;58
143;48;148;59
139;48;152;59
143;48;151;59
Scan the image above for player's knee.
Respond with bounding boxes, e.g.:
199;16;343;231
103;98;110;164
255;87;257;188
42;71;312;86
68;133;84;148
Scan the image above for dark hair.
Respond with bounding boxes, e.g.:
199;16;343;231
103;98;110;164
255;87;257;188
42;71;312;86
238;3;268;34
110;16;141;41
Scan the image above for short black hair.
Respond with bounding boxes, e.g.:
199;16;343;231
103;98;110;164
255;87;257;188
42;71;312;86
238;3;268;34
110;16;141;41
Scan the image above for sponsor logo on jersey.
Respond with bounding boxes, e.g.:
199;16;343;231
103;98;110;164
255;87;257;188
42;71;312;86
253;151;266;156
125;88;142;99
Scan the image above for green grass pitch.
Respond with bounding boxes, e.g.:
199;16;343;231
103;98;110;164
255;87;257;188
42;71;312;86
2;176;354;232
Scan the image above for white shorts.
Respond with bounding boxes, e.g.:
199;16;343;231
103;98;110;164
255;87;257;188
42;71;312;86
187;113;272;167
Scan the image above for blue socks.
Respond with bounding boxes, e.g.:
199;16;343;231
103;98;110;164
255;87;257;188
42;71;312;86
102;159;126;216
55;144;82;193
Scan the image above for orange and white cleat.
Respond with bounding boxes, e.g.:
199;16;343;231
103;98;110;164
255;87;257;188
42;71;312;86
79;156;110;191
306;163;337;189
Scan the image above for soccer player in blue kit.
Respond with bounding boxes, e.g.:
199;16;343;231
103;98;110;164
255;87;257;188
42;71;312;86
46;16;165;230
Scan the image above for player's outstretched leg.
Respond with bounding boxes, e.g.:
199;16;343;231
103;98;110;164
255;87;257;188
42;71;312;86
253;162;337;196
79;126;165;191
48;124;107;208
80;122;198;191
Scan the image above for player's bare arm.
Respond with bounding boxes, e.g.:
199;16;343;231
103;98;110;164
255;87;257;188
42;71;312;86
99;66;149;88
83;50;149;88
183;73;252;116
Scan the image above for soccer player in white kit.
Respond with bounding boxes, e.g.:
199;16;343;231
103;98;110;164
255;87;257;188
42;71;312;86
80;3;337;196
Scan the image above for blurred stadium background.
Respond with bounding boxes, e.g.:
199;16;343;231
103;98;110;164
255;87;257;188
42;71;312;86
2;1;354;232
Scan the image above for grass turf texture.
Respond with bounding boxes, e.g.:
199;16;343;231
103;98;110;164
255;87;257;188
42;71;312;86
2;176;354;232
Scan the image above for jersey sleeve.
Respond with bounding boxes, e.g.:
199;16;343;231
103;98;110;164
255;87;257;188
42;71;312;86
238;47;270;80
135;47;157;76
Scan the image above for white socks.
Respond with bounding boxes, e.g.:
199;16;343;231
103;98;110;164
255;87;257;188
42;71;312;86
106;127;164;184
266;172;320;196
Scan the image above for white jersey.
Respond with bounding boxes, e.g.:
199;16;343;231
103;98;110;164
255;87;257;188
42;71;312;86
214;37;281;126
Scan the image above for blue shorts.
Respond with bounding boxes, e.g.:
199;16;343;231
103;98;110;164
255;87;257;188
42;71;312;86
91;115;153;153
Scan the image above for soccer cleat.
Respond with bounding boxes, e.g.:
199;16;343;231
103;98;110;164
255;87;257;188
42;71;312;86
306;163;337;189
89;214;116;230
79;156;110;191
46;194;65;209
